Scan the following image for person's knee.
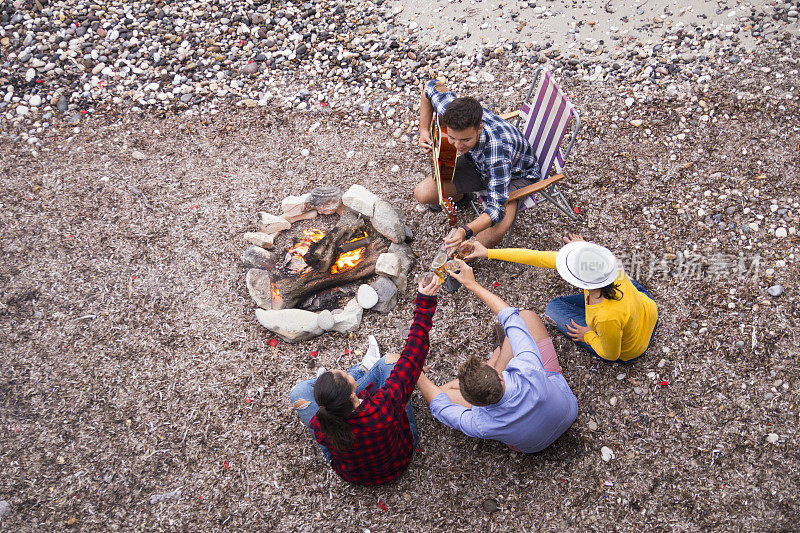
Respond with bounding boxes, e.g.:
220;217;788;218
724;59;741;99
293;399;311;410
413;179;433;203
544;299;559;319
385;352;401;364
521;309;550;341
289;380;312;405
494;203;518;232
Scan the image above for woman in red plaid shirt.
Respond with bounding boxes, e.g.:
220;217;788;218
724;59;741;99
290;276;440;486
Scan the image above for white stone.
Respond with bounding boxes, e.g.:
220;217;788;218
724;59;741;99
255;308;323;342
375;253;402;278
630;119;643;127
601;446;615;462
766;433;779;444
244;231;275;248
317;309;335;331
370;199;406;243
281;193;311;218
283;210;317;224
131;150;147;160
331;297;363;333
356;284;379;309
767;285;784;297
16;105;29;116
258;212;291;234
775;227;787;238
28;94;41;107
341;184;380;217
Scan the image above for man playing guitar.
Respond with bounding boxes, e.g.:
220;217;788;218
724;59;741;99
415;79;542;256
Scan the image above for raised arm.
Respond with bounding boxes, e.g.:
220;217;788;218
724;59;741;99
375;278;440;407
487;249;558;269
447;259;509;316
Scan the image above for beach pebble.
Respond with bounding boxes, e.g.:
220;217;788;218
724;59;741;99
601;446;615;462
317;309;335;331
767;285;784;297
356;284;379;309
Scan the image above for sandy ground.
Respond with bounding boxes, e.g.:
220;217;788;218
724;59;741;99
1;54;799;529
395;0;793;53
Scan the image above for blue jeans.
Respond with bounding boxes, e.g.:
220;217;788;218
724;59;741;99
544;279;657;362
289;357;418;462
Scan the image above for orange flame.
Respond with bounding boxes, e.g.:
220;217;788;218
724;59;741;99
331;247;365;274
344;231;369;244
287;228;326;256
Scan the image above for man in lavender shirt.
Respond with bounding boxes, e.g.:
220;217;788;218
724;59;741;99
417;259;578;453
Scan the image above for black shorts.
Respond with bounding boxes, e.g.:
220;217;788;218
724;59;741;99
453;156;538;196
452;155;485;194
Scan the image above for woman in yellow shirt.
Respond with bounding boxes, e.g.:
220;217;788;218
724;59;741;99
462;234;658;362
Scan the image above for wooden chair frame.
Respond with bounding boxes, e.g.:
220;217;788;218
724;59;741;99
472;68;582;244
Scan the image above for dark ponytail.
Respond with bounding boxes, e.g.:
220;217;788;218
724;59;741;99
313;371;355;450
599;282;623;301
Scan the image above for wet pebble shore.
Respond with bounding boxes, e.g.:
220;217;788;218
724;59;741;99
0;0;798;149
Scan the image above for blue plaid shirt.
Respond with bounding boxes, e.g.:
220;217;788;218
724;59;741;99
425;80;541;225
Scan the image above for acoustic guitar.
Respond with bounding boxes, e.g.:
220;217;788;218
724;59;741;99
430;113;458;226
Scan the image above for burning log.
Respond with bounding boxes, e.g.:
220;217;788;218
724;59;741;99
304;210;365;272
274;238;387;309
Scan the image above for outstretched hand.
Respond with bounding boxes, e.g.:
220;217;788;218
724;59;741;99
458;240;488;261
563;233;585;244
418;273;441;296
447;258;476;289
443;227;465;255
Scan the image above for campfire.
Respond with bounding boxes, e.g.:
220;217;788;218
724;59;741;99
269;210;389;310
244;184;415;343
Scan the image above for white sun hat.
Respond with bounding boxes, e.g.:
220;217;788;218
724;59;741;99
555;241;620;290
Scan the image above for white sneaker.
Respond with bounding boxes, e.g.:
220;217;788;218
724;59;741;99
360;335;381;369
316;366;327;377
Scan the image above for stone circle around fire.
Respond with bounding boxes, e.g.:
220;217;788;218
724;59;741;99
242;184;416;343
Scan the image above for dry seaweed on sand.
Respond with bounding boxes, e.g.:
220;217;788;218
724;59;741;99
1;58;799;530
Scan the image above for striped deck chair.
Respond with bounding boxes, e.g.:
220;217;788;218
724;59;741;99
473;68;582;244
